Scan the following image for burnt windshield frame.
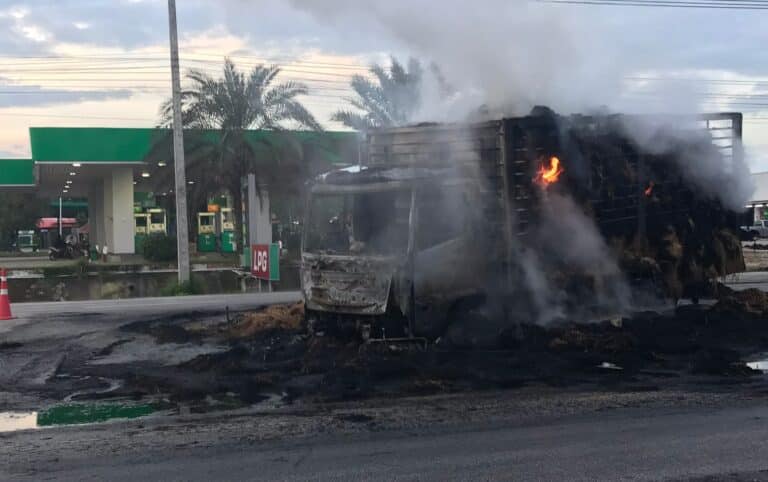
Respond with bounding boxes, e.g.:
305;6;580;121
304;186;412;256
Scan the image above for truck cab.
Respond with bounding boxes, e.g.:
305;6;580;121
301;165;484;339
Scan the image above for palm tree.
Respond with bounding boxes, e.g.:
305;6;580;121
155;58;321;249
332;57;424;131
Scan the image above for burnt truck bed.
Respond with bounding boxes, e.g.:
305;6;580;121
365;111;745;299
303;110;746;339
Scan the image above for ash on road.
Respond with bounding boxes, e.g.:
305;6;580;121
4;289;768;480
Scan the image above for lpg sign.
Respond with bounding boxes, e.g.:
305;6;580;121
251;244;280;281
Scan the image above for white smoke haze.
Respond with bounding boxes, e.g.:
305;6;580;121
518;248;565;325
621;116;755;211
518;192;631;325
289;0;750;326
287;0;705;120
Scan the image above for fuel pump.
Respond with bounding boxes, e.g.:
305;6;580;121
147;208;167;235
134;212;150;252
220;207;236;253
197;212;217;252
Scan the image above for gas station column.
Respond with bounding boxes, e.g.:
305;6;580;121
247;174;271;245
102;168;135;255
88;183;105;249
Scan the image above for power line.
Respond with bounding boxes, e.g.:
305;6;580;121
9;66;768;90
0;63;370;77
627;76;768;85
538;0;768;8
0;53;373;72
0;112;156;121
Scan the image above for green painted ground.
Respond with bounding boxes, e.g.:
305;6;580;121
1;403;159;433
37;403;158;427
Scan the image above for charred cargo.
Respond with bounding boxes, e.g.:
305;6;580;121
301;110;747;340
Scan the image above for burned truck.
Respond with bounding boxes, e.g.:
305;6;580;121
301;110;746;340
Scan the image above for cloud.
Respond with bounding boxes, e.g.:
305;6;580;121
0;79;131;108
2;0;766;77
0;0;394;60
0;140;31;158
0;0;768;171
0;10;52;55
287;0;768;118
0;1;187;54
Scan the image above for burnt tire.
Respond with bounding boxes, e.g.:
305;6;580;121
442;297;499;348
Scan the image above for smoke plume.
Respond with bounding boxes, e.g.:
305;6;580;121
289;0;645;119
291;0;752;326
290;0;755;208
513;192;631;325
621;115;754;211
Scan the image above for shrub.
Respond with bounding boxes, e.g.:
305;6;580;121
160;278;202;296
142;234;177;262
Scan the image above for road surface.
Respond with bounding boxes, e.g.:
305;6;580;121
2;278;767;480
4;402;768;481
9;291;302;319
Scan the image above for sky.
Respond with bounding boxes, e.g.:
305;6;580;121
1;0;768;172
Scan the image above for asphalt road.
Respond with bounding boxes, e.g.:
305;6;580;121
9;291;302;319
723;271;768;292
9;403;768;481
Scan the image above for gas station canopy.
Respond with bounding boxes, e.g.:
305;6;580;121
0;127;358;254
0;158;35;187
2;127;356;195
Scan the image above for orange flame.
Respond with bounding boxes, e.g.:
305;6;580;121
644;181;655;197
535;156;564;187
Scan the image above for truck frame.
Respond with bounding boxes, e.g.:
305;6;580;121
301;111;745;341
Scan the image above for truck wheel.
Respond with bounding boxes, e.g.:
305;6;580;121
442;297;497;348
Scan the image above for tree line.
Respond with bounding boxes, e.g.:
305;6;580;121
153;56;428;246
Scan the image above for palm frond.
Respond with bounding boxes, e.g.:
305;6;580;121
330;110;373;131
153;58;322;230
331;56;427;132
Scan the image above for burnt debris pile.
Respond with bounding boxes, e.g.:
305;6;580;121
84;296;768;406
502;110;747;320
568;114;744;299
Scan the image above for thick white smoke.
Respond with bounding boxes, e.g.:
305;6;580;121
290;0;755;207
288;0;642;119
289;0;751;325
621;115;755;211
515;192;631;325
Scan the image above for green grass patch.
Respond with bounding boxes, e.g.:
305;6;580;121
160;277;203;296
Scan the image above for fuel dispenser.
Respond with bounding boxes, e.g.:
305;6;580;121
147;208;167;235
16;230;38;253
134;213;150;252
220;207;236;253
197;212;217;252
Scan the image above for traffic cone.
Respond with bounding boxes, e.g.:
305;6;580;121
0;269;13;321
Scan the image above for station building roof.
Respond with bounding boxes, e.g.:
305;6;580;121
0;127;358;194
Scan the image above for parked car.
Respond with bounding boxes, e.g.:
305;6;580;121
741;220;768;238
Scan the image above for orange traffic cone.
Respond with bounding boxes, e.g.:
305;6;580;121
0;269;13;320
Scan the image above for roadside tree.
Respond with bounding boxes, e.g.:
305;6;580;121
154;59;322;247
331;57;425;131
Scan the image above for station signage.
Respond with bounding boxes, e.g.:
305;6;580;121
251;243;280;281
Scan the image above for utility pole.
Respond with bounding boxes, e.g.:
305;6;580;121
58;197;63;237
167;0;190;283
